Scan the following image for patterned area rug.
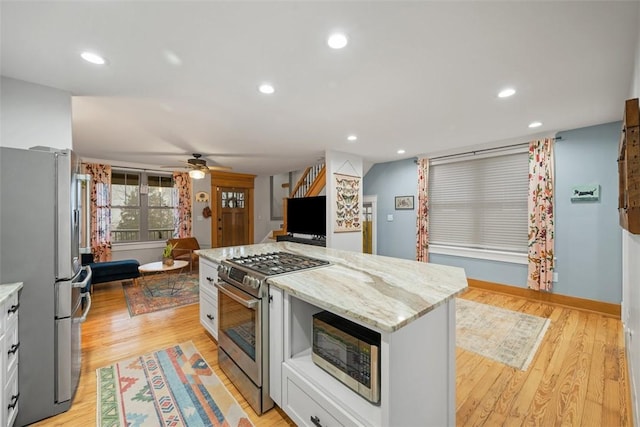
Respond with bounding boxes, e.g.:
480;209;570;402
123;273;199;316
456;298;551;370
96;341;254;427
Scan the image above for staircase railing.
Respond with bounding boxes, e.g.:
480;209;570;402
289;163;325;198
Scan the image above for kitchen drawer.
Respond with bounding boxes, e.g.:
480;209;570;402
282;364;361;427
4;316;18;376
200;289;218;340
5;366;18;427
4;292;18;325
199;259;218;293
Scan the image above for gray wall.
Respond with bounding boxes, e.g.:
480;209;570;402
191;176;212;248
0;77;72;150
363;122;623;304
254;174;282;243
363;157;417;260
554;122;622;303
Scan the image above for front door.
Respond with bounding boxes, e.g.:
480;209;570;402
217;188;249;247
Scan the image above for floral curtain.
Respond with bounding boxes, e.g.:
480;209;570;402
83;163;112;262
172;172;192;238
416;158;429;262
527;138;555;291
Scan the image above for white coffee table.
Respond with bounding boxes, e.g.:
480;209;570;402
138;260;189;296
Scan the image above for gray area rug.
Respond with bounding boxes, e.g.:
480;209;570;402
456;298;551;370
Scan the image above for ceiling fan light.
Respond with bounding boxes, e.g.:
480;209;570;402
189;169;205;180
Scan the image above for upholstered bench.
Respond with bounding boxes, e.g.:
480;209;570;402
81;254;140;291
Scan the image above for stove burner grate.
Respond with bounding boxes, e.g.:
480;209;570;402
227;252;329;276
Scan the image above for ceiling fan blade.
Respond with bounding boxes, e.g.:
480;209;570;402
160;164;194;169
207;165;233;171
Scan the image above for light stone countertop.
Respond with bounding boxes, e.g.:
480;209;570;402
197;242;467;332
0;282;23;304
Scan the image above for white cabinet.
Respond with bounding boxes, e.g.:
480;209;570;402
0;285;20;427
199;258;219;340
270;289;456;427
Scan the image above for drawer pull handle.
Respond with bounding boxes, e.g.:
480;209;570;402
7;303;19;314
8;342;19;355
206;314;214;320
310;415;323;427
206;276;214;283
8;393;18;410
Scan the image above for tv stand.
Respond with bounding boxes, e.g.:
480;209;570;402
276;234;326;247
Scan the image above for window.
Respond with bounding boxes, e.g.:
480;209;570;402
111;171;174;243
428;150;528;253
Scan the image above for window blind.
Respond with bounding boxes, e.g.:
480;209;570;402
429;151;528;253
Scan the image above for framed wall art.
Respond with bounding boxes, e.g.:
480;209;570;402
395;195;414;210
334;172;361;233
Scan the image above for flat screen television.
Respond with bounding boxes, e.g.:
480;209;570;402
286;196;326;236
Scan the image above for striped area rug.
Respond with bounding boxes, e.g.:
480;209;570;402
97;341;254;427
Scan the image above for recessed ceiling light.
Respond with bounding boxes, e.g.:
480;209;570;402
347;135;357;142
327;33;348;49
498;88;516;98
397;149;406;154
80;51;106;65
529;121;542;128
258;83;275;94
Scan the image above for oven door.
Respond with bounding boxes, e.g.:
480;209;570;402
216;281;262;386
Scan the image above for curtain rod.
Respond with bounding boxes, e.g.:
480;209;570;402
82;163;173;174
427;136;562;162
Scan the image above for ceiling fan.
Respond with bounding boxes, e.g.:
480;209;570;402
162;153;231;179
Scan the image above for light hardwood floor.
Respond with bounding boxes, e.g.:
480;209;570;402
457;288;632;427
30;282;631;426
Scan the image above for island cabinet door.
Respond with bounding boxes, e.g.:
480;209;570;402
268;287;283;406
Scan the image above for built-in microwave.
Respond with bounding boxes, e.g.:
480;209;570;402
311;310;381;404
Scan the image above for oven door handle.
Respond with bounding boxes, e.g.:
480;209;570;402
215;282;259;309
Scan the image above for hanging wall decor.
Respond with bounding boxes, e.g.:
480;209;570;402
334;172;361;233
570;184;599;202
195;191;209;203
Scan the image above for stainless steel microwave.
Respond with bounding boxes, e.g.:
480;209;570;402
311;311;381;404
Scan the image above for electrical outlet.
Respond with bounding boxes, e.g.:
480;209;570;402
553;272;558;282
387;214;394;222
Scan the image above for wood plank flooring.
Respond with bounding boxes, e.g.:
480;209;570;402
457;288;632;427
30;282;631;426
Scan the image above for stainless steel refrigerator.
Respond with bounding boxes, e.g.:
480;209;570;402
0;146;92;426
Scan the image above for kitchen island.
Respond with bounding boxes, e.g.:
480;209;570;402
197;242;467;426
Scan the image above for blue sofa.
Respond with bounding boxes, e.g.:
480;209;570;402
81;254;140;291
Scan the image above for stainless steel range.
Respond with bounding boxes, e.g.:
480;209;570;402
216;252;330;414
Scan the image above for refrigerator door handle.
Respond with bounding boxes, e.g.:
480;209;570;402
72;265;92;289
73;293;91;324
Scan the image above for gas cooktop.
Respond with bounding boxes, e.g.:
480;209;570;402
226;252;330;277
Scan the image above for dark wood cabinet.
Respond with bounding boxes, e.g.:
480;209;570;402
618;97;640;233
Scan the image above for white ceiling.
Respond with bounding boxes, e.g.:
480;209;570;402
1;1;638;176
